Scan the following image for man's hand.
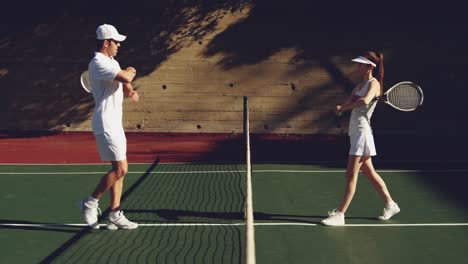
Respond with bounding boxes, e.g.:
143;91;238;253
123;83;139;102
126;66;136;75
116;67;137;83
129;90;139;102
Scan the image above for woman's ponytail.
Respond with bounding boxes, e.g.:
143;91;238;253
377;52;384;95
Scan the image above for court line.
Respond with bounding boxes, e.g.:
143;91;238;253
2;222;468;228
1;169;468;175
1;160;467;166
0;171;243;175
253;169;468;173
254;222;468;227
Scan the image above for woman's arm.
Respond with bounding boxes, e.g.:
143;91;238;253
337;80;380;112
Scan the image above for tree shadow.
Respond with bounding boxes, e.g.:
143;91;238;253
197;0;468;213
202;0;468;136
2;0;467;141
39;156;160;263
2;0;467;227
0;1;249;131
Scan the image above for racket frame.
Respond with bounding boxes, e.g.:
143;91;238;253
375;81;424;111
80;71;92;93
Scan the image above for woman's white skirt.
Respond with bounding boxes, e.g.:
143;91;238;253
349;130;376;157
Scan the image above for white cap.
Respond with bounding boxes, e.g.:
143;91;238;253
351;56;376;67
96;24;126;42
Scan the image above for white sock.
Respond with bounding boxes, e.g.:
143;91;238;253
86;196;99;204
110;210;121;220
386;201;397;207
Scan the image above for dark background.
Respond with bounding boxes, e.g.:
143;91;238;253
0;0;467;159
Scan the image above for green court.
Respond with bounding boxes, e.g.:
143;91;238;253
1;163;467;263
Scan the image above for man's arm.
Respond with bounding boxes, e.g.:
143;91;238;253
123;83;139;102
115;67;136;83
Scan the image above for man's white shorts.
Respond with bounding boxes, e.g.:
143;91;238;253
95;131;127;161
349;130;376;157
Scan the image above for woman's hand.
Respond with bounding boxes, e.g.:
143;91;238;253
335;105;343;113
334;105;344;116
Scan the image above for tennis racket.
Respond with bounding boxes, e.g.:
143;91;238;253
375;81;423;111
80;71;91;93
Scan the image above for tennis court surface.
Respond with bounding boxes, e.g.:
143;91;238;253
1;160;467;264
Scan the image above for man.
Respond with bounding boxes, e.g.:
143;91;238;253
80;24;139;230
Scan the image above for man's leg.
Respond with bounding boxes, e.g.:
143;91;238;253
109;160;127;211
80;160;127;229
106;160;138;230
92;160;128;200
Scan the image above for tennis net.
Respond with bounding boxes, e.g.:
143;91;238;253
243;96;256;264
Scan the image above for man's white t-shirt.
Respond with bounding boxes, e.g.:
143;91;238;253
88;52;124;135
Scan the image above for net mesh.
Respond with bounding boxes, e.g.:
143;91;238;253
386;83;423;111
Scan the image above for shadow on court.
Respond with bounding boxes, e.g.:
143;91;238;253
122;209;382;225
38;157;160;264
2;0;467;212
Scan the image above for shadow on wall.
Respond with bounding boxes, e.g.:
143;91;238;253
0;0;249;132
202;0;468;135
1;0;467;136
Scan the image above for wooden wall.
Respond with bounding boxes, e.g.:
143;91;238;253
1;1;466;136
65;9;350;134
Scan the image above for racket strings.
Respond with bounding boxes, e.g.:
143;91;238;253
387;84;422;110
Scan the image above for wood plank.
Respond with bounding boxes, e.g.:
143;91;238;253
121;119;344;134
132;82;347;98
122;109;335;123
134;60;337;85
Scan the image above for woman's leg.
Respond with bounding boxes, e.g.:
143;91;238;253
361;157;400;220
321;155;364;226
337;155;364;214
360;157;393;204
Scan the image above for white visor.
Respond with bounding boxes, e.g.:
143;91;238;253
352;56;376;67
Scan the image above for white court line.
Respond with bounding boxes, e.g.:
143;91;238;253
0;171;243;175
0;223;244;228
1;169;468;175
1;222;468;228
252;169;468;173
1;160;467;166
254;222;468;227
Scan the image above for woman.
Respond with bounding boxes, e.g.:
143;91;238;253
321;51;400;226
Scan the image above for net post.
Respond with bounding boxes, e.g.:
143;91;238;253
243;96;256;264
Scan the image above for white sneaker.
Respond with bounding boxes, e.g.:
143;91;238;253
80;199;101;229
321;209;345;226
107;210;139;230
378;203;400;220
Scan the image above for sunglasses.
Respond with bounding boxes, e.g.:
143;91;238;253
107;39;120;45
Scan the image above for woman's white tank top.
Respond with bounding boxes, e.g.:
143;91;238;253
348;78;378;135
